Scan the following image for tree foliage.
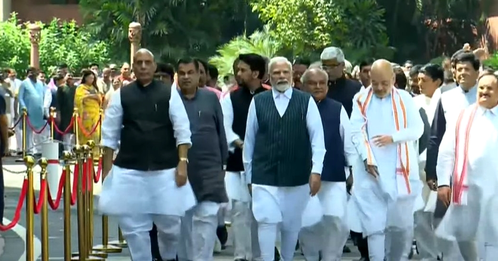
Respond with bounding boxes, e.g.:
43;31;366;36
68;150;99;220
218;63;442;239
209;25;283;78
0;14;110;76
250;0;390;60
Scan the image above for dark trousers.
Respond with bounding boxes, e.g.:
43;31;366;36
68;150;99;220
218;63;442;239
150;224;161;258
0;160;4;223
351;231;369;259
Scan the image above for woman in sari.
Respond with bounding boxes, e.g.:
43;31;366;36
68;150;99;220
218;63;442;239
74;69;102;157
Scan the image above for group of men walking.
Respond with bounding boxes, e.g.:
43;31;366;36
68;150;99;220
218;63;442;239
96;45;498;261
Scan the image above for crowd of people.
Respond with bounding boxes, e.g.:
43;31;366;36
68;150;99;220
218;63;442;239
0;42;496;261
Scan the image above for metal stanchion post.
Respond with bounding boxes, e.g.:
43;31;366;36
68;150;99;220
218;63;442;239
93;146;122;254
38;158;49;261
62;151;74;261
16;109;27;163
25;155;35;261
72;145;104;261
109;227;127;248
84;143;107;258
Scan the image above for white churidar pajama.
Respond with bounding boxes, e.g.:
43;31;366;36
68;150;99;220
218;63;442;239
350;88;424;261
243;88;326;261
300;105;357;261
221;92;262;260
98;88;196;261
178;201;220;261
436;105;498;261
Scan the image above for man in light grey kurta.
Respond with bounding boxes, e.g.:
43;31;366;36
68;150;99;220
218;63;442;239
176;58;229;261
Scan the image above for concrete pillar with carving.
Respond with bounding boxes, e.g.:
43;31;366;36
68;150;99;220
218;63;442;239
128;22;142;65
28;24;41;68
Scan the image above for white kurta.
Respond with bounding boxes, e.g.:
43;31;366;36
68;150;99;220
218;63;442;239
243;87;326;225
350;88;424;235
98;87;196;216
220;93;251;202
436;105;498;243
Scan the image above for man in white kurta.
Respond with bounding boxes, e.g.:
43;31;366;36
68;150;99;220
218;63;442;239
220;53;269;261
243;57;326;261
436;71;498;261
298;68;358;260
413;64;445;261
98;49;196;261
350;59;424;261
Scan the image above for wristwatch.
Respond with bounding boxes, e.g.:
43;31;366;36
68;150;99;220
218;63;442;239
180;157;189;163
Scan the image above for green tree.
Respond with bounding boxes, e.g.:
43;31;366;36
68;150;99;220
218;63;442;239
250;0;389;59
0;13;110;76
209;25;283;79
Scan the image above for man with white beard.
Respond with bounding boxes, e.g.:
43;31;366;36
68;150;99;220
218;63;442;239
350;59;424;261
298;67;357;260
243;56;326;261
436;69;498;261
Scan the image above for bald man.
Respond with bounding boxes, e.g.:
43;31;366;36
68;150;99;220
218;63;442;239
98;49;196;261
350;59;424;261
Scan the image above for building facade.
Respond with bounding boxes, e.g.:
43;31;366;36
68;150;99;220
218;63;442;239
0;0;81;23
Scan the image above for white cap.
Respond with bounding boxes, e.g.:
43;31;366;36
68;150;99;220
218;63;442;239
320;47;345;62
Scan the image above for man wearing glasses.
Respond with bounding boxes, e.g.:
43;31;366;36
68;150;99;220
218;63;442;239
320;46;362;117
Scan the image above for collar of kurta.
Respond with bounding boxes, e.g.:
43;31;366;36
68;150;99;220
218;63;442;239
459;83;477;93
272;87;292;99
477;104;498;115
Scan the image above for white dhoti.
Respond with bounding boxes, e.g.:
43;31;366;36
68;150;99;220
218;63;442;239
252;184;310;261
178;201;220;261
225;171;261;260
98;166;196;261
300;181;348;261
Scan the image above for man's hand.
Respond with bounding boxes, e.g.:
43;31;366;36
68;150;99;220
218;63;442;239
427;179;438;191
438;186;451;207
8;129;14;137
346;172;353;195
234;139;244;149
309;173;321;196
175;160;188;187
102;162;112;179
363;159;379;178
247;184;252;196
372;135;393;147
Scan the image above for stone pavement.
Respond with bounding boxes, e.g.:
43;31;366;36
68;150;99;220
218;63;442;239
0;159;420;260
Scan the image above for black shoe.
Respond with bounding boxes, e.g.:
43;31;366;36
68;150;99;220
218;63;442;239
216;225;228;246
234;259;248;261
274;247;281;261
343;245;351;253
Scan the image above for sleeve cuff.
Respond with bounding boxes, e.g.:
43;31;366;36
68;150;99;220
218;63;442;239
311;164;322;175
438;175;451;187
101;139;119;151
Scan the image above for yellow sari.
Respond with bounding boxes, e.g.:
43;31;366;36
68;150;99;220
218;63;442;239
74;84;102;157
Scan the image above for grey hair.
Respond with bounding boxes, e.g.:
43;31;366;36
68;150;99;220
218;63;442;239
134;48;155;59
268;56;292;72
301;68;329;84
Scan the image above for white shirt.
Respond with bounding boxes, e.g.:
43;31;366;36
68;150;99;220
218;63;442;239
336;104;358;167
101;85;191;151
242;88;326;184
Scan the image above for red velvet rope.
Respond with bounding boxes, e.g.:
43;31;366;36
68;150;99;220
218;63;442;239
51;116;75;135
25;118;49;134
33;179;47;214
76;117;101;138
46;170;66;210
0;179;28;231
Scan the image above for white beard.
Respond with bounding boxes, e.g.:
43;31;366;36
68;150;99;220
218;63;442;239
274;83;291;92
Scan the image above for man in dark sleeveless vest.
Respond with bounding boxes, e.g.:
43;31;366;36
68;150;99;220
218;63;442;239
298;67;358;260
243;56;326;261
221;53;269;261
98;49;196;261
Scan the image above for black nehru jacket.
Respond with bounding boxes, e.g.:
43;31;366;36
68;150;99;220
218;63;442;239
114;80;179;170
327;76;362;117
226;85;269;172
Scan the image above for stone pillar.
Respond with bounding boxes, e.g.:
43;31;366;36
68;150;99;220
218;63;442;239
28;24;41;69
128;22;142;65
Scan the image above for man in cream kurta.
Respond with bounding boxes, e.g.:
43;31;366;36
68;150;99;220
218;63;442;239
298;68;358;260
350;59;424;261
98;49;196;261
243;57;326;261
436;71;498;261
